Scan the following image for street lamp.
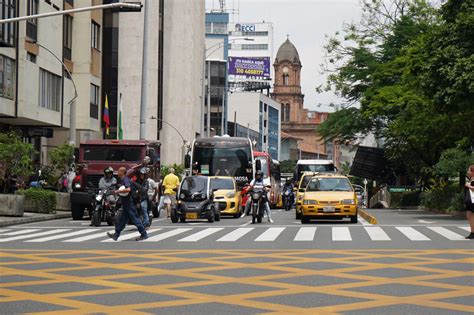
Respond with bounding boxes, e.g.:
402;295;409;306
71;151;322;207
26;39;78;145
150;116;190;164
202;37;254;137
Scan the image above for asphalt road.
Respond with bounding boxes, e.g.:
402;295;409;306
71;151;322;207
1;208;473;314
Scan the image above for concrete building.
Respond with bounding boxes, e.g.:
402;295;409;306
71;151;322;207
102;0;205;165
0;0;103;164
227;92;281;160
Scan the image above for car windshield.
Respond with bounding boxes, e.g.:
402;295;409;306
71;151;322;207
299;175;313;190
180;177;208;199
210;178;234;191
307;178;353;192
83;146;141;162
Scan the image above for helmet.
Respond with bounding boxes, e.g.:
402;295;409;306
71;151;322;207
104;166;113;175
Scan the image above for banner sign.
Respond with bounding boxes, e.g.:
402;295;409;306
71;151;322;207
228;57;270;79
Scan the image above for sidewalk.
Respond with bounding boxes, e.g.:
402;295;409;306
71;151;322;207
0;211;71;227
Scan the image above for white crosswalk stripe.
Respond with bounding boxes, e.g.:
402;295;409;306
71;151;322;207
0;229;40;236
102;229;161;242
145;228;192;242
255;227;285;241
217;228;254;242
0;229;70;242
0;229;11;233
294;227;317;241
26;229;97;242
64;230;113;242
178;228;224;242
427;227;467;241
332;227;352;241
364;226;391;241
396;226;430;241
459;227;471;232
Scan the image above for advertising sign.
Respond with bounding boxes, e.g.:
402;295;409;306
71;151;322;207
228;57;270;79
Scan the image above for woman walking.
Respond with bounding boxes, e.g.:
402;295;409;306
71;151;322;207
463;165;474;239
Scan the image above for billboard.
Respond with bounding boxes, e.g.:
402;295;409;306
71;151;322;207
228;57;270;80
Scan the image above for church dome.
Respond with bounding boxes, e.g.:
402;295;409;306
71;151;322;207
275;38;300;64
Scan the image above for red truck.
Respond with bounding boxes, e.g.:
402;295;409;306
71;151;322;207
70;140;160;220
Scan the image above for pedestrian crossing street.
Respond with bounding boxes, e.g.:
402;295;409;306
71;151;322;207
0;225;471;243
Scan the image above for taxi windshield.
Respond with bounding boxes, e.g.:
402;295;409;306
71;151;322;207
307;178;352;192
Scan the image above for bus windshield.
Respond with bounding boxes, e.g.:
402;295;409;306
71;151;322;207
193;145;252;180
298;164;335;173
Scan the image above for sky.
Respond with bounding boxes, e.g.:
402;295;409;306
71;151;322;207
206;0;363;112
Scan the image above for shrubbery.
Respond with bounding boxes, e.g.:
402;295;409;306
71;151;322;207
390;191;421;208
420;183;464;213
18;188;57;214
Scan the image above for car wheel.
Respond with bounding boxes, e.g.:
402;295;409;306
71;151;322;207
207;210;215;223
351;215;358;223
170;208;179;223
179;215;186;223
234;206;242;218
71;203;84;220
295;210;301;220
252;213;256;224
152;206;160;219
301;216;309;224
214;209;221;222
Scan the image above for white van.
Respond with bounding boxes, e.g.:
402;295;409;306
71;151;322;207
294;159;336;182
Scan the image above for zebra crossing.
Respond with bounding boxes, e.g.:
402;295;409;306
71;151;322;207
0;225;471;243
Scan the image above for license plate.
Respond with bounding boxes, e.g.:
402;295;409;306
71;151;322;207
323;206;335;213
186;212;198;219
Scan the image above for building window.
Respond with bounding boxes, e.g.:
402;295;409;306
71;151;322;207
0;55;15;99
65;0;74;6
205;22;212;34
90;83;99;119
0;0;16;47
241;31;268;36
26;0;38;41
283;74;289;85
63;15;73;60
211;22;227;34
281;103;290;122
241;44;268;50
39;69;61;111
91;21;100;50
26;52;36;63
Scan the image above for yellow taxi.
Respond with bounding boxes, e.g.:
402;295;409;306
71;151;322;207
295;172;318;219
210;176;242;218
300;174;358;224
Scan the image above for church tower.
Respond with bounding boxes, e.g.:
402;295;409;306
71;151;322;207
271;37;304;124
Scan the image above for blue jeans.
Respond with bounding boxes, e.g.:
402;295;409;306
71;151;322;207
140;199;149;226
115;198;147;238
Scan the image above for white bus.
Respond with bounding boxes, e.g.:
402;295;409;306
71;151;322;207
294;159;336;182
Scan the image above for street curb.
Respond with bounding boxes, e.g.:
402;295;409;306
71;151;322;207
359;209;377;225
0;212;71;227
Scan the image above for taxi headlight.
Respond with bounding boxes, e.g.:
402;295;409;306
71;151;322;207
342;199;356;205
303;200;318;205
226;191;235;198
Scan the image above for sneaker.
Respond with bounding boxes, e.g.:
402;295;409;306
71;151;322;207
268;218;274;223
240;212;246;218
465;233;474;239
135;234;148;241
107;232;118;241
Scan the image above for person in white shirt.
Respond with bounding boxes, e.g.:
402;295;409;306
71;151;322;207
241;171;273;223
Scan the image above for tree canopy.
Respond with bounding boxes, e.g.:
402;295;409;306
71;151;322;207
317;0;474;182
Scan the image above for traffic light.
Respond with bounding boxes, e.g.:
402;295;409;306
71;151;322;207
117;2;143;12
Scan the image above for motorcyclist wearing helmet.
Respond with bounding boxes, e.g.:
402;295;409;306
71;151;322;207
242;170;273;223
282;178;295;208
99;166;117;190
131;167;151;228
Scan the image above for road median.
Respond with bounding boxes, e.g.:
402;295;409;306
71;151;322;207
359;208;377;224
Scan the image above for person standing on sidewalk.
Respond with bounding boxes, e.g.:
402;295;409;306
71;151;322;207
463;164;474;239
107;167;148;241
162;168;180;218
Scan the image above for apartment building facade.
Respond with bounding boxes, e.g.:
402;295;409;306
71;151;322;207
0;0;103;164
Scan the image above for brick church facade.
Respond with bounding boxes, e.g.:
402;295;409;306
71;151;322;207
271;38;340;166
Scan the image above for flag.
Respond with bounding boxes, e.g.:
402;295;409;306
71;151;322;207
118;93;123;140
103;94;110;137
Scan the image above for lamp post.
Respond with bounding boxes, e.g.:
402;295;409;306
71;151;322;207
26;39;78;145
151;116;189;164
202;37;253;137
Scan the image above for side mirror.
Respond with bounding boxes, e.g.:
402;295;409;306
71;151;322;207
255;159;261;171
184;154;191;168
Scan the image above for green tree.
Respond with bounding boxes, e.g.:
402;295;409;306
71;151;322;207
280;160;296;174
160;164;185;181
0;131;36;192
49;143;75;174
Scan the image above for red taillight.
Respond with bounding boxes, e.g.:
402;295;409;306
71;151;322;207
73;175;81;184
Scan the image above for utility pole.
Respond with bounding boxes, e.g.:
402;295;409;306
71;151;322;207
139;0;149;140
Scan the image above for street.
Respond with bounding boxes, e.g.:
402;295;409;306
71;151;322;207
1;208;473;314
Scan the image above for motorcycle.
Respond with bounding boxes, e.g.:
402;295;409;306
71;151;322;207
282;186;294;211
91;188;117;227
249;186;269;224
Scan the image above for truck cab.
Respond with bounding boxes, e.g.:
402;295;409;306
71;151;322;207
70;140;160;220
